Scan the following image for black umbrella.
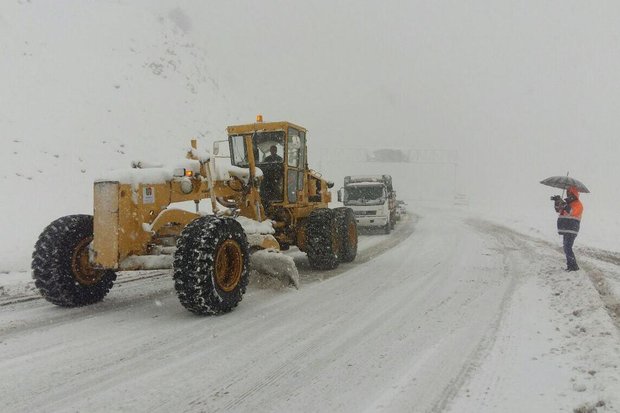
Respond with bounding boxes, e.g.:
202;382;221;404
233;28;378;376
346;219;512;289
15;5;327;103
540;175;590;193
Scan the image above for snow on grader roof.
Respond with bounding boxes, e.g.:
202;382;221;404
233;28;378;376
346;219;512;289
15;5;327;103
32;118;359;316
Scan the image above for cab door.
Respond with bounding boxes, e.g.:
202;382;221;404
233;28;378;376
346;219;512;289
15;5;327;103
286;127;306;204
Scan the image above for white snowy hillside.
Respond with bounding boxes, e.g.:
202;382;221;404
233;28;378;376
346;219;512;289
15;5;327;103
1;1;620;413
0;1;244;270
3;0;620;271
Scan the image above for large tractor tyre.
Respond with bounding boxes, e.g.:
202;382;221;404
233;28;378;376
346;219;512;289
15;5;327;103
31;214;117;307
173;216;250;315
334;207;358;263
306;208;340;270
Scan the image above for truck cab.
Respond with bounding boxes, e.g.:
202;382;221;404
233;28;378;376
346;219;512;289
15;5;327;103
339;175;396;233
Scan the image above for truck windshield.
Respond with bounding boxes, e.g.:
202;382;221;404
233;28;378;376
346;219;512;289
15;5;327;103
344;186;385;205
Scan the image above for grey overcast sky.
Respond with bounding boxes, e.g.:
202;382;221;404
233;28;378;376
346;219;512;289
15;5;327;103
8;0;617;205
170;0;620;206
0;0;618;268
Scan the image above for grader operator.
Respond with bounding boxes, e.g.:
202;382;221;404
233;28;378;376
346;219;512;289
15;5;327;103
32;117;358;315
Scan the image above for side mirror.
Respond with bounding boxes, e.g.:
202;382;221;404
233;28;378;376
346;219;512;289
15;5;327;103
213;141;220;155
327;181;334;189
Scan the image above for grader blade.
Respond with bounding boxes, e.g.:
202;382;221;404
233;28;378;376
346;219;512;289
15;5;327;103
249;249;300;289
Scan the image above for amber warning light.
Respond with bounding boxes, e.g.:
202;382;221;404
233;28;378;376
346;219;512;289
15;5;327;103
173;168;194;177
256;114;263;122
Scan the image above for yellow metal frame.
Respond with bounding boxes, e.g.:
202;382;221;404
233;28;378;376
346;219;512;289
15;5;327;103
92;120;333;269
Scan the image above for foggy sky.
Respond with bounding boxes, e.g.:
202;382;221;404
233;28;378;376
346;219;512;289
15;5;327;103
2;0;619;269
178;0;620;207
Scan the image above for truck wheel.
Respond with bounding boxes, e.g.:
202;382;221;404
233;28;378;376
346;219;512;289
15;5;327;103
173;216;250;315
306;208;340;270
32;215;117;307
334;207;357;263
383;220;391;234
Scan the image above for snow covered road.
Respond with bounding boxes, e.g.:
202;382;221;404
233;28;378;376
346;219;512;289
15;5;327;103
1;209;619;412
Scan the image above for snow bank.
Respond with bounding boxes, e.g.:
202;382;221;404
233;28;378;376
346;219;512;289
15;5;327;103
0;271;36;301
448;263;620;413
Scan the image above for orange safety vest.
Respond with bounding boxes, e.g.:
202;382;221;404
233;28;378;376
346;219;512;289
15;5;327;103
557;198;583;235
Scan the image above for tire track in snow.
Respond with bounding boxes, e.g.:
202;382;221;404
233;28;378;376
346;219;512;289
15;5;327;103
216;233;444;412
0;218;420;412
428;219;535;412
210;213;512;412
0;270;171;307
0;271;173;337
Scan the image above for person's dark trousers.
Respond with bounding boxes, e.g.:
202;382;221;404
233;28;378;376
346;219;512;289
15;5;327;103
563;233;579;270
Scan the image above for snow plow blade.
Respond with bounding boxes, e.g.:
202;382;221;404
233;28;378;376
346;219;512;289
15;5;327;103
249;249;300;289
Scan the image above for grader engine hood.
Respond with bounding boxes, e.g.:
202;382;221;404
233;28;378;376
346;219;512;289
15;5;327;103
93;180;165;269
93;181;121;269
92;160;206;269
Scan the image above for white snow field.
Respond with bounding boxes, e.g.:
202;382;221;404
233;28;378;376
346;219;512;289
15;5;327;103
1;208;619;413
2;1;620;412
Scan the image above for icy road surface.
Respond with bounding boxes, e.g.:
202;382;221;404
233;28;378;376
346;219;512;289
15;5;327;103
1;209;619;412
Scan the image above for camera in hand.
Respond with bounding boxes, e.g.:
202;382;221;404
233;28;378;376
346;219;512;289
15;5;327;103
550;195;562;202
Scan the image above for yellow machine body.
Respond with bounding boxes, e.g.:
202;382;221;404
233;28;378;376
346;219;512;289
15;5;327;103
92;120;333;270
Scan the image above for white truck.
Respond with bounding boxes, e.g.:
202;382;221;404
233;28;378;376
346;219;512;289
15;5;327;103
338;175;396;234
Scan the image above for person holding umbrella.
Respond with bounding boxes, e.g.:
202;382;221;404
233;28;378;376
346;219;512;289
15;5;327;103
541;175;589;272
553;186;583;271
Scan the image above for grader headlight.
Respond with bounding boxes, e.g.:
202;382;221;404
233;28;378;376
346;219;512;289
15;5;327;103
180;177;193;194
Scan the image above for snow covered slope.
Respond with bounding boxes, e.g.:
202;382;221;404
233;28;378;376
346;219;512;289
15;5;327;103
0;1;240;270
2;0;620;271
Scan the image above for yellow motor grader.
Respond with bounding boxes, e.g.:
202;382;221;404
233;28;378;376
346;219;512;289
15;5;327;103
32;117;358;315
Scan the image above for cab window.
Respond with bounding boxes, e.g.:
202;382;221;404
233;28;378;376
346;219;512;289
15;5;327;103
229;135;248;167
254;131;285;164
288;128;306;168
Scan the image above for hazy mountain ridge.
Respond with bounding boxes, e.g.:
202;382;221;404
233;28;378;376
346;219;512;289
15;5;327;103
0;1;233;270
2;0;619;271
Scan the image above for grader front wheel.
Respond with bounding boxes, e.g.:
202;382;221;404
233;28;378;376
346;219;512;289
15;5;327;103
214;239;244;292
173;216;250;315
32;214;117;307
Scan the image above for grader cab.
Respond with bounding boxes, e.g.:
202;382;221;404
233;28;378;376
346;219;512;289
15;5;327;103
32;117;358;315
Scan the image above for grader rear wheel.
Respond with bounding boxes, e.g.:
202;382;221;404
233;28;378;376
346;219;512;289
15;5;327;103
173;216;250;315
334;207;358;263
32;214;117;307
306;208;340;270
